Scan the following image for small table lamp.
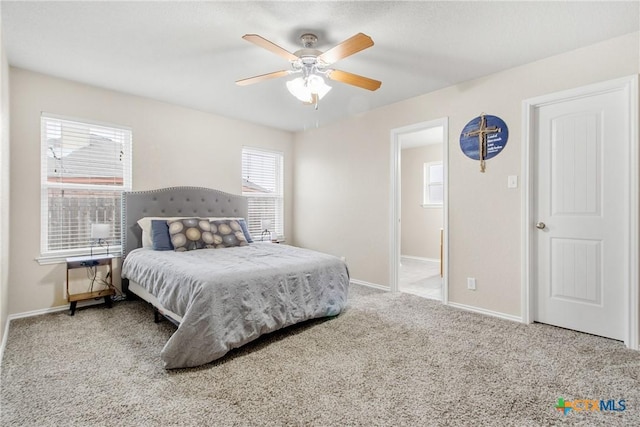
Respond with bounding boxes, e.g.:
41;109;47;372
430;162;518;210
91;223;111;256
260;219;271;241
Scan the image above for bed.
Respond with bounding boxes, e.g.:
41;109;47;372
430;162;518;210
120;186;350;369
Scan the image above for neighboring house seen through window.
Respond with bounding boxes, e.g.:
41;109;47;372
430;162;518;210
242;147;284;240
40;114;132;262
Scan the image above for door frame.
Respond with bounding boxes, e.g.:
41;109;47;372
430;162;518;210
389;117;449;303
521;75;639;349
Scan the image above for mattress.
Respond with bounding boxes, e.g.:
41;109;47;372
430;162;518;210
121;243;350;368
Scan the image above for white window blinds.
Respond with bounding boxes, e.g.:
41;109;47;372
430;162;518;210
423;161;444;207
40;114;132;260
241;147;284;240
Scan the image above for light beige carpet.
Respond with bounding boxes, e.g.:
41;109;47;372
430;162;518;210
2;284;639;426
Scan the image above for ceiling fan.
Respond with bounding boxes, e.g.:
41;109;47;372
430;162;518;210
236;32;382;106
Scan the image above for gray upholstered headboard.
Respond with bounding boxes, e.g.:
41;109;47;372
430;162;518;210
121;186;248;260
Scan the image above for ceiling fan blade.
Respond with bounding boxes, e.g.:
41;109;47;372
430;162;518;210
236;70;290;86
242;34;298;61
318;33;374;65
327;69;382;91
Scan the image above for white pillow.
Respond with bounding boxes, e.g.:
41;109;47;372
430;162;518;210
137;217;186;248
137;216;245;248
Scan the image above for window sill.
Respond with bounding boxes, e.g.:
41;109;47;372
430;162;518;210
37;250;122;265
421;204;443;209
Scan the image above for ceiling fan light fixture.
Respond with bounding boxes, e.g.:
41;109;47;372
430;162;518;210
286;75;332;103
308;75;332;99
286;77;307;102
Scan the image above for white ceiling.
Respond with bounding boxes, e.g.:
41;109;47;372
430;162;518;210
3;1;638;133
400;126;443;149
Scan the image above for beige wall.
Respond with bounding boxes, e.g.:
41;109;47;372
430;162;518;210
401;145;443;260
9;68;293;314
0;6;10;348
293;32;639;317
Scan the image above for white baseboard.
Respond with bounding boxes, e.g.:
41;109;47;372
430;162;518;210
447;301;523;323
349;280;521;325
350;279;390;291
0;317;9;373
400;255;439;263
7;298;105;321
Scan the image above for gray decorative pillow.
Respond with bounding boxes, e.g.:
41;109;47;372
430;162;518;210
209;219;248;248
167;218;214;251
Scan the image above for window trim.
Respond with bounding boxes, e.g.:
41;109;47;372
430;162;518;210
241;146;285;241
38;113;132;264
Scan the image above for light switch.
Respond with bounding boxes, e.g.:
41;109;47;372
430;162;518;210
508;175;518;189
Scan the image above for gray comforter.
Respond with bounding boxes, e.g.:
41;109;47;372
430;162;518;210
121;243;349;368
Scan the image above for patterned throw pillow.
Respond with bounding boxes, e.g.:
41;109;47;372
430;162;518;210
167;218;214;251
209;219;249;248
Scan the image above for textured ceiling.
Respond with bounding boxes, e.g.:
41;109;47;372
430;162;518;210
3;1;638;132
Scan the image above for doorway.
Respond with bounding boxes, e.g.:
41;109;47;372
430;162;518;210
522;76;638;348
390;118;449;302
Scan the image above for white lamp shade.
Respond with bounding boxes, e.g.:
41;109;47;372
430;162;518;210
307;75;332;99
260;219;272;231
286;75;331;103
91;223;110;239
286;77;310;102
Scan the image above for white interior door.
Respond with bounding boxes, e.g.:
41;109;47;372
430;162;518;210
533;85;630;341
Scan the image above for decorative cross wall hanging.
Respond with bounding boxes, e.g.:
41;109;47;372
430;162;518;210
459;113;509;172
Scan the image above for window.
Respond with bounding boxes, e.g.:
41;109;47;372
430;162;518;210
242;147;284;240
40;114;132;262
423;161;443;207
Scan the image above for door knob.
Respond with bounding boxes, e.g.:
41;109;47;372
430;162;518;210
535;222;546;230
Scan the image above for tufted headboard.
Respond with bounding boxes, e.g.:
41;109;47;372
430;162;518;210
121;186;248;261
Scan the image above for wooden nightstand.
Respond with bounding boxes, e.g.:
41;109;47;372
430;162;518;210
65;254;115;316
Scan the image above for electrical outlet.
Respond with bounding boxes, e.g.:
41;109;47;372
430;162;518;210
467;277;477;290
